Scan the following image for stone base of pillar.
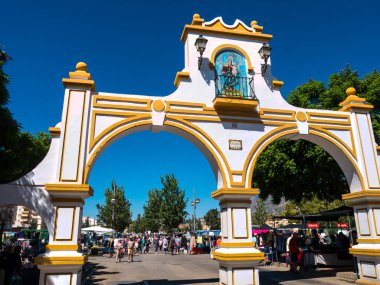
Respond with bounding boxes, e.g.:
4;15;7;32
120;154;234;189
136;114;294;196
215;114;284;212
35;251;86;285
214;248;263;285
352;250;380;285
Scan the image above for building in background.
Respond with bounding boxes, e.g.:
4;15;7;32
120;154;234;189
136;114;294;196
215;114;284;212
82;216;97;226
10;206;43;229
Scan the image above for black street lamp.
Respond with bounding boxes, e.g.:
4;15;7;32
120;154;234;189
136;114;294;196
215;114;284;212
258;43;272;75
195;35;208;70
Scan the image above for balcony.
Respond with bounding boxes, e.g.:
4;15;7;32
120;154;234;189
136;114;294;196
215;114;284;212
213;75;258;110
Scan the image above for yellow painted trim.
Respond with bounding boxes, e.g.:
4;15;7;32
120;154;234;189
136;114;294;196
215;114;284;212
350;247;380;256
174;71;190;87
49;127;61;136
89;111;151;152
356;278;380;285
152;100;165;112
45;273;73;285
62;78;95;91
46;183;93;194
212;250;264;261
259;108;296;122
35;255;87;266
343;191;380;200
209;44;254;72
232;268;255;285
360;261;378;279
84;119;153;183
163;118;229;187
356;208;372;237
92;94;152;112
339;95;366;107
340;103;374;112
366;115;380;185
372;208;380;236
306;111;351;125
231;208;249;239
59;90;86;183
213;98;259;109
53;206;76;241
181;24;272;43
45;244;79;251
221;209;228;239
357;238;380;244
212;188;259;198
309;125;357;159
245;126;365;191
272;80;284;89
51;198;84;204
219;200;252;206
220;242;255;247
296;111;307;122
377;146;380;153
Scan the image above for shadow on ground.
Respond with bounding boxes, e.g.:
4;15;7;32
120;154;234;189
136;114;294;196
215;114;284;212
116;278;219;285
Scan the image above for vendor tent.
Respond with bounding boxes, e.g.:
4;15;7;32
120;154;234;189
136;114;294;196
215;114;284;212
81;226;114;234
272;206;353;222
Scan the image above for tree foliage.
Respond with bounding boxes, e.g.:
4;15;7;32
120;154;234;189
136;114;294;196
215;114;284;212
130;214;144;233
253;66;380;204
141;174;188;232
204;208;220;230
159;174;188;232
0;50;51;183
141;189;161;232
252;199;268;226
83;217;90;228
96;180;132;233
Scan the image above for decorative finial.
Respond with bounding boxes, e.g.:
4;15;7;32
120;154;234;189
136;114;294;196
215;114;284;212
193;14;200;19
76;62;87;72
346;87;356;96
251;21;258;27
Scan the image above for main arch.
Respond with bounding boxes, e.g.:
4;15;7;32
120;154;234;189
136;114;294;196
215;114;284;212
1;13;380;285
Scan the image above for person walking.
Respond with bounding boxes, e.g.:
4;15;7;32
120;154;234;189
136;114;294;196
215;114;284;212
128;237;135;263
109;236;114;257
190;234;196;254
115;239;123;263
289;232;300;273
175;235;181;254
163;236;168;254
145;236;150;254
169;235;176;255
154;235;159;254
159;237;163;252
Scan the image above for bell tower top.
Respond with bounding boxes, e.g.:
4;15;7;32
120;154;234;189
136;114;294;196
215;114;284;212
181;14;273;43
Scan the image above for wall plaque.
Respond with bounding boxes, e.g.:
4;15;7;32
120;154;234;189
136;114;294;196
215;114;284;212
229;139;242;150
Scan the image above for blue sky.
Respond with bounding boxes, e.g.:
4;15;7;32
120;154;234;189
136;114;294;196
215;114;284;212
2;0;380;219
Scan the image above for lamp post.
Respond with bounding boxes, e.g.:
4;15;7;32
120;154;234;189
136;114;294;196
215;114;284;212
195;35;208;70
258;42;272;75
111;182;116;231
191;188;200;232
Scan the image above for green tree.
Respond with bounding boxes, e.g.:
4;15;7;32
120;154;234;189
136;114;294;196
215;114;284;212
96;180;132;233
0;50;51;183
141;189;161;232
252;199;268;226
130;214;144;233
29;219;38;230
159;174;188;232
253;66;380;204
204;208;220;230
196;218;203;230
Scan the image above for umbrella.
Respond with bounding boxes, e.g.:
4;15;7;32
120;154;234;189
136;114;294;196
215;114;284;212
81;226;114;234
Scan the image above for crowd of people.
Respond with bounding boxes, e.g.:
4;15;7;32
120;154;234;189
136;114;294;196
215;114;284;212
102;233;223;263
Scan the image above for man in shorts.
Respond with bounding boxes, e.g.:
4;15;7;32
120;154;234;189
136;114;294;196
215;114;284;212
128;237;135;263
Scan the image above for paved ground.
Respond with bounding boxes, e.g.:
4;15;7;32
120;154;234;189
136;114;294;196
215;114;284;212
84;252;355;285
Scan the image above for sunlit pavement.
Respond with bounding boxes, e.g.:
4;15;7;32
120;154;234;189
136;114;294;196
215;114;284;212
84;252;353;285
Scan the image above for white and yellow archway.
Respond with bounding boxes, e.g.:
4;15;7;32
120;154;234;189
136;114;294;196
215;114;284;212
1;14;380;285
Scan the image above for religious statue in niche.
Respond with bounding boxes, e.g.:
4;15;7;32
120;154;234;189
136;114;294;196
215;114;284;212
215;50;248;98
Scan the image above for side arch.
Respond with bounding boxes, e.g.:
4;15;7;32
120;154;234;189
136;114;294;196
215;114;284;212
84;118;229;188
209;44;254;72
244;126;365;193
0;184;54;233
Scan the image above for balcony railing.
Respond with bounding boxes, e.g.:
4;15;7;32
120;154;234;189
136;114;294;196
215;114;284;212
215;75;256;100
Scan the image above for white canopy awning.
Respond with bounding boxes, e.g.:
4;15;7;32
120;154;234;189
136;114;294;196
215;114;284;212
81;226;114;234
